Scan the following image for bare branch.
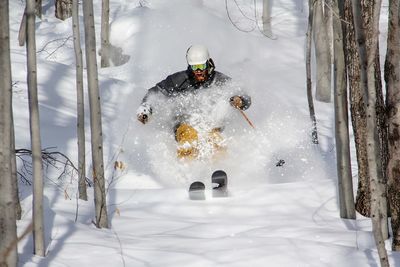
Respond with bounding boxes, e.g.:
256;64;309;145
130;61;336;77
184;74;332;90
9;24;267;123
15;147;92;187
37;36;73;59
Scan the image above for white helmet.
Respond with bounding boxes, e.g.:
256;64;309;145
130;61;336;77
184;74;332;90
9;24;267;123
186;45;210;65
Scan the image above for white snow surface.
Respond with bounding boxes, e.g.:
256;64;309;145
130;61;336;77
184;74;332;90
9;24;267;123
9;0;399;266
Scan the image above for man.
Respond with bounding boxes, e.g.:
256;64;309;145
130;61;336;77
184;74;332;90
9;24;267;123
137;44;251;159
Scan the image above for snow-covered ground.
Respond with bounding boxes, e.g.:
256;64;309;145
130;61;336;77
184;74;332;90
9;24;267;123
9;0;399;266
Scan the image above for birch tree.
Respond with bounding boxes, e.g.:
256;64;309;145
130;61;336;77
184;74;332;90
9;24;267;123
55;0;72;20
0;0;18;265
83;0;109;228
351;0;389;265
18;1;42;47
361;0;388;242
313;0;332;102
350;0;388;234
333;0;355;219
342;0;370;217
11;117;22;220
344;0;387;226
101;0;111;67
26;0;45;256
35;0;42;18
72;0;87;200
385;0;400;251
306;0;319;144
262;0;274;37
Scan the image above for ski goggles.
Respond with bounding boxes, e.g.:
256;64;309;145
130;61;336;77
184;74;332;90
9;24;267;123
190;63;207;71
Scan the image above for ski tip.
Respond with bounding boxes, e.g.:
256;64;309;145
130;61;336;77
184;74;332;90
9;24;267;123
189;181;206;200
189;181;205;192
212;170;227;177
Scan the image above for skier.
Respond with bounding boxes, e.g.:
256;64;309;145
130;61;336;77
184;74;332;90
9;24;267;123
137;44;251;159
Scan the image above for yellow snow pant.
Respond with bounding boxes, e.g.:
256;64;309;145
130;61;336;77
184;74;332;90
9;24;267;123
176;123;199;159
175;124;225;160
207;128;225;152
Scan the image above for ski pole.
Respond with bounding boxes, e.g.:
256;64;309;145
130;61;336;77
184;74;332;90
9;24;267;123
239;109;255;129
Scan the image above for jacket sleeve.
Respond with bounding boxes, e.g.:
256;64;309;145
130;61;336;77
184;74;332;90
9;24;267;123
136;85;156;115
142;72;187;103
137;74;180;117
141;85;161;103
137;85;160;117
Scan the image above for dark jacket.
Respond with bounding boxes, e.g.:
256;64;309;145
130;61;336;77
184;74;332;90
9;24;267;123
143;68;229;99
139;68;251;117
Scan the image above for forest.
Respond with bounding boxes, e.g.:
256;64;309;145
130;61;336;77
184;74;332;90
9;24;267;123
1;0;400;266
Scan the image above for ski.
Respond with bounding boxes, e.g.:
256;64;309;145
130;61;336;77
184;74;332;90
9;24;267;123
188;171;228;200
211;170;228;197
188;181;205;200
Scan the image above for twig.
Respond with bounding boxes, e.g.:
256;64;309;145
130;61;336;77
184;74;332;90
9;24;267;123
15;147;93;192
225;0;278;39
225;0;257;33
37;36;73;59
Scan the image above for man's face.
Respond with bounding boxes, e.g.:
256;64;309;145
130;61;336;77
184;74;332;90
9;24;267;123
190;63;208;83
193;69;208;82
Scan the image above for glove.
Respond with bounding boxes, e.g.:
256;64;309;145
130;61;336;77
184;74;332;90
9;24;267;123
137;113;149;124
229;95;243;110
136;103;152;124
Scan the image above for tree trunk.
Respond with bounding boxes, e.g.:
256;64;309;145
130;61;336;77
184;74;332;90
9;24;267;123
345;0;388;227
11;115;22;220
313;0;332;103
333;0;355;219
18;1;42;47
100;0;110;67
361;0;389;238
343;0;370;217
375;46;389;239
351;0;389;265
82;0;109;228
35;0;42;18
0;0;18;265
18;8;27;47
55;0;72;21
385;0;400;251
262;0;274;37
26;0;46;256
72;0;87;201
306;0;319;144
